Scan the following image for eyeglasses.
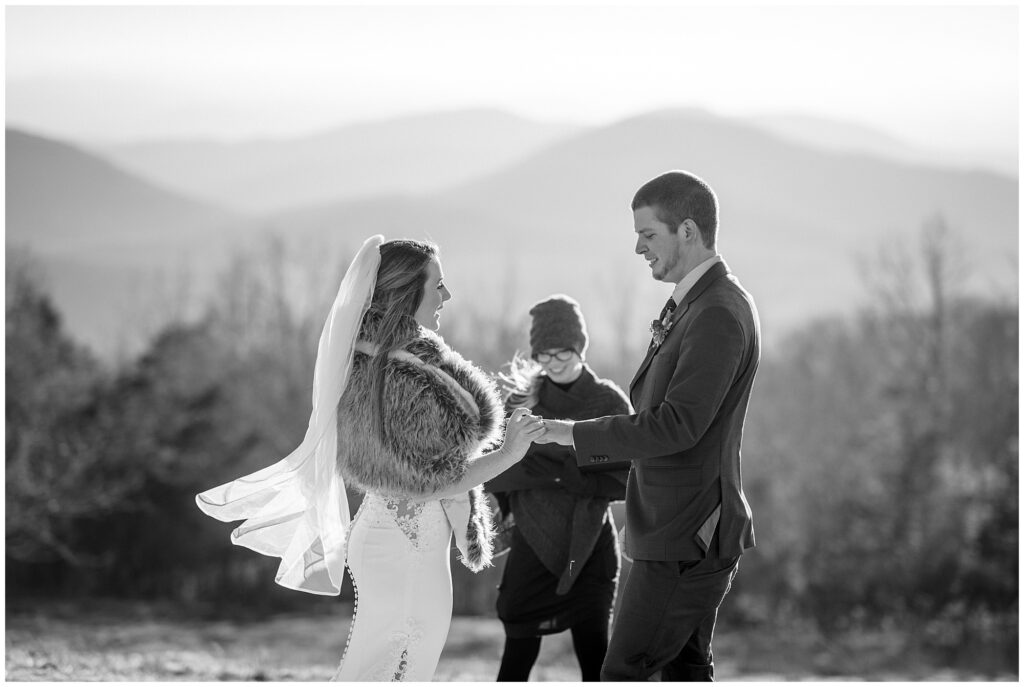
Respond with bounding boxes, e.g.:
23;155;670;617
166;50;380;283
534;349;576;363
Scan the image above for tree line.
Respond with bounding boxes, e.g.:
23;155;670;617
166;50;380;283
5;220;1017;662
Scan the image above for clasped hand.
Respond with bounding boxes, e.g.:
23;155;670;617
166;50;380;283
533;418;574;446
504;408;575;454
503;407;546;453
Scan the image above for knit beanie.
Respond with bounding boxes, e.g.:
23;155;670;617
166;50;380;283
529;294;589;358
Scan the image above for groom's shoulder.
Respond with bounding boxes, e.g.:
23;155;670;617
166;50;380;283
704;271;753;304
696;273;759;328
725;273;756;306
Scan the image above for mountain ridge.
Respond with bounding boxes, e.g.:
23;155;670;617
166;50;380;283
6;111;1016;359
6;128;240;253
98;109;585;214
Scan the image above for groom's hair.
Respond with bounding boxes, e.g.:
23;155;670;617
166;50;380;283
632;171;718;249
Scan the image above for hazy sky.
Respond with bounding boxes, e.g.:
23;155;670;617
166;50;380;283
6;4;1019;159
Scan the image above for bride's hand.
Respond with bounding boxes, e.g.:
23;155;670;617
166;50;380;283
502;407;546;459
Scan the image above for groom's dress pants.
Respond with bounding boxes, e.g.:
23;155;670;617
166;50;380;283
601;555;740;681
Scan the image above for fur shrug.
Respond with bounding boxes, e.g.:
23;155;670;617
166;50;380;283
336;327;504;570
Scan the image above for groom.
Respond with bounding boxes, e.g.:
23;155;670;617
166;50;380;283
537;170;760;681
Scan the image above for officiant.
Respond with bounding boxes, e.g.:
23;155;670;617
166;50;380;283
485;295;631;682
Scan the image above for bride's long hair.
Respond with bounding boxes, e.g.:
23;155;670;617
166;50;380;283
359;239;438;442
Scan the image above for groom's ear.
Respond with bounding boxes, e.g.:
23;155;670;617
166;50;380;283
680;218;700;243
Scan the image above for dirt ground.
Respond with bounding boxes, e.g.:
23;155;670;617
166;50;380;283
5;600;1017;681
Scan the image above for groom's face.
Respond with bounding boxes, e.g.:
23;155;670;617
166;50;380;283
634;205;687;283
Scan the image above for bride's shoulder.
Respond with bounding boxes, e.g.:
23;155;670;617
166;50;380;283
404;328;448;364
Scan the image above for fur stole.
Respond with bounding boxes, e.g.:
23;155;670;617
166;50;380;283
337;328;503;570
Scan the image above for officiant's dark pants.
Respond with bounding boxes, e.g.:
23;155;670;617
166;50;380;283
601;556;739;681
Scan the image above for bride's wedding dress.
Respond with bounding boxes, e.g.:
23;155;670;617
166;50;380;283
197;239;504;683
333;494;455;682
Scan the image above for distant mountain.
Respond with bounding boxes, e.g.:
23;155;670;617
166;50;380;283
429;109;1017;328
747;113;1018;177
7;111;1017;363
242;110;1015;373
5;128;245;353
6;129;239;255
99;109;584;214
748;114;920;159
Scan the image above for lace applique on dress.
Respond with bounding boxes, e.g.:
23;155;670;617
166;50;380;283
367;495;450;551
331;578;425;682
369;618;424;682
386;498;427;543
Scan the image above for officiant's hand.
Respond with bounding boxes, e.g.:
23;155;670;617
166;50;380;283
534;419;574;446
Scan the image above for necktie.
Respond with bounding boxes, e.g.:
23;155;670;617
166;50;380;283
658;297;677;323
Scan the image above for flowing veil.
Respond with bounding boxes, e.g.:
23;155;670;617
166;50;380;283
196;234;384;595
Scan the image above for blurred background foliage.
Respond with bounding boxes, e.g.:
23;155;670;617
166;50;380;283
6;218;1017;666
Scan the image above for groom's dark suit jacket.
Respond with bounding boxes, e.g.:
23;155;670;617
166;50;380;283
574;261;759;561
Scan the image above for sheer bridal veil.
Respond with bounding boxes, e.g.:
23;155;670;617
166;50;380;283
196;234;383;595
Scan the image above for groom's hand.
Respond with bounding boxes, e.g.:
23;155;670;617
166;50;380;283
536;419;574;446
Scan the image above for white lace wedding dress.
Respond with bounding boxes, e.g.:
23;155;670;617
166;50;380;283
332;493;455;682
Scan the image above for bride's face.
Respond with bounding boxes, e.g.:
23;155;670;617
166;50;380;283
414;256;452;330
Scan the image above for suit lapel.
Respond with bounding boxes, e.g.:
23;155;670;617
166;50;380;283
628;261;730;398
629;345;659;395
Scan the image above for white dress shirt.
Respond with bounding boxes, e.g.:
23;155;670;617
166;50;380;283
669;255;723;308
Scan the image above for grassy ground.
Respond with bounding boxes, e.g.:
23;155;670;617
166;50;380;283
5;600;1017;681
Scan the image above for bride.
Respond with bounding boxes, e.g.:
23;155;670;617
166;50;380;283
196;235;545;681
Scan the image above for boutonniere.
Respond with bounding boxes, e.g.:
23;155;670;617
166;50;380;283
649;312;674;347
